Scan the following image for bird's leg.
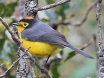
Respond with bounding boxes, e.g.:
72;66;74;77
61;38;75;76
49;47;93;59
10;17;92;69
44;55;50;66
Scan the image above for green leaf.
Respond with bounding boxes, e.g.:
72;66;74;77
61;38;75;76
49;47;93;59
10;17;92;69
0;37;6;54
64;0;81;13
7;2;17;11
58;3;70;20
46;0;54;4
65;51;76;62
0;3;5;15
60;50;64;56
1;2;17;17
51;60;61;78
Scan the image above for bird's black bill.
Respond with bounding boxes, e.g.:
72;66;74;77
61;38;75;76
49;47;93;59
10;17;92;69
12;23;21;26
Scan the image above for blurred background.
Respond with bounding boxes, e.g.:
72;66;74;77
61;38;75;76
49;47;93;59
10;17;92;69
0;0;104;78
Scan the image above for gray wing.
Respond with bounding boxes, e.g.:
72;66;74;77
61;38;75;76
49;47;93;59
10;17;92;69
36;30;69;46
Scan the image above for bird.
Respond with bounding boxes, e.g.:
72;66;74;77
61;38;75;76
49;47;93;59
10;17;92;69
13;16;93;59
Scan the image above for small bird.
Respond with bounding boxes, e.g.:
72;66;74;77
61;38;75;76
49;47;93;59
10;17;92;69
13;16;93;59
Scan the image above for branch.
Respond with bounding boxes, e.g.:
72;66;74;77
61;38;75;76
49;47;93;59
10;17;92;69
29;55;52;78
16;45;31;78
34;0;71;11
25;0;71;17
0;56;21;78
96;0;103;49
0;17;51;78
60;1;97;26
96;0;104;78
0;46;31;78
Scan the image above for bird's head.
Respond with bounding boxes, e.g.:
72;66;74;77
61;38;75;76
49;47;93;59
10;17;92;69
13;16;34;32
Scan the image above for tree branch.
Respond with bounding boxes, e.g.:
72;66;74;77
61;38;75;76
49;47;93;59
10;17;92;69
60;1;97;26
16;45;31;78
96;0;103;49
25;0;71;17
0;54;22;78
0;45;31;78
96;0;104;78
34;0;71;11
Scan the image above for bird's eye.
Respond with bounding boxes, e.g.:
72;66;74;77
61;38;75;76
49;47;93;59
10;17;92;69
23;23;28;27
24;23;27;26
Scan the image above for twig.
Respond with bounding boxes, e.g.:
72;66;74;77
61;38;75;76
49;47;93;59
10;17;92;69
25;0;71;17
0;17;51;78
0;46;30;78
28;54;52;78
33;0;71;11
83;38;93;49
60;1;97;26
96;0;104;78
0;55;22;78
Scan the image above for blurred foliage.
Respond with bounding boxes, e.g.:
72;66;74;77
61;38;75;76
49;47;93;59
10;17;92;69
0;0;104;78
51;60;61;78
0;37;6;53
0;0;18;78
0;1;17;17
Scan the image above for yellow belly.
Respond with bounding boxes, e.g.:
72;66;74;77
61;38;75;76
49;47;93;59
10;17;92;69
21;39;62;57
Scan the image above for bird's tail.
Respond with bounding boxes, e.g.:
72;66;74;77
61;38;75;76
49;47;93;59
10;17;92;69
65;43;94;59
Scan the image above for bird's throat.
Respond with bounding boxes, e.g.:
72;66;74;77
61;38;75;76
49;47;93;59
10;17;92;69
17;26;25;33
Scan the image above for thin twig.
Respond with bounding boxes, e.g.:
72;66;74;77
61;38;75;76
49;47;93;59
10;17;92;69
0;46;30;78
33;0;71;11
60;1;97;26
0;55;22;78
83;38;93;49
0;17;51;78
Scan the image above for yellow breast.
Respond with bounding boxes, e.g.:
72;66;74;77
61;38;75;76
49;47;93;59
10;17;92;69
21;38;62;57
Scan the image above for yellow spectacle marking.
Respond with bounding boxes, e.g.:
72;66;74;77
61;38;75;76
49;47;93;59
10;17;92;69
18;21;29;28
